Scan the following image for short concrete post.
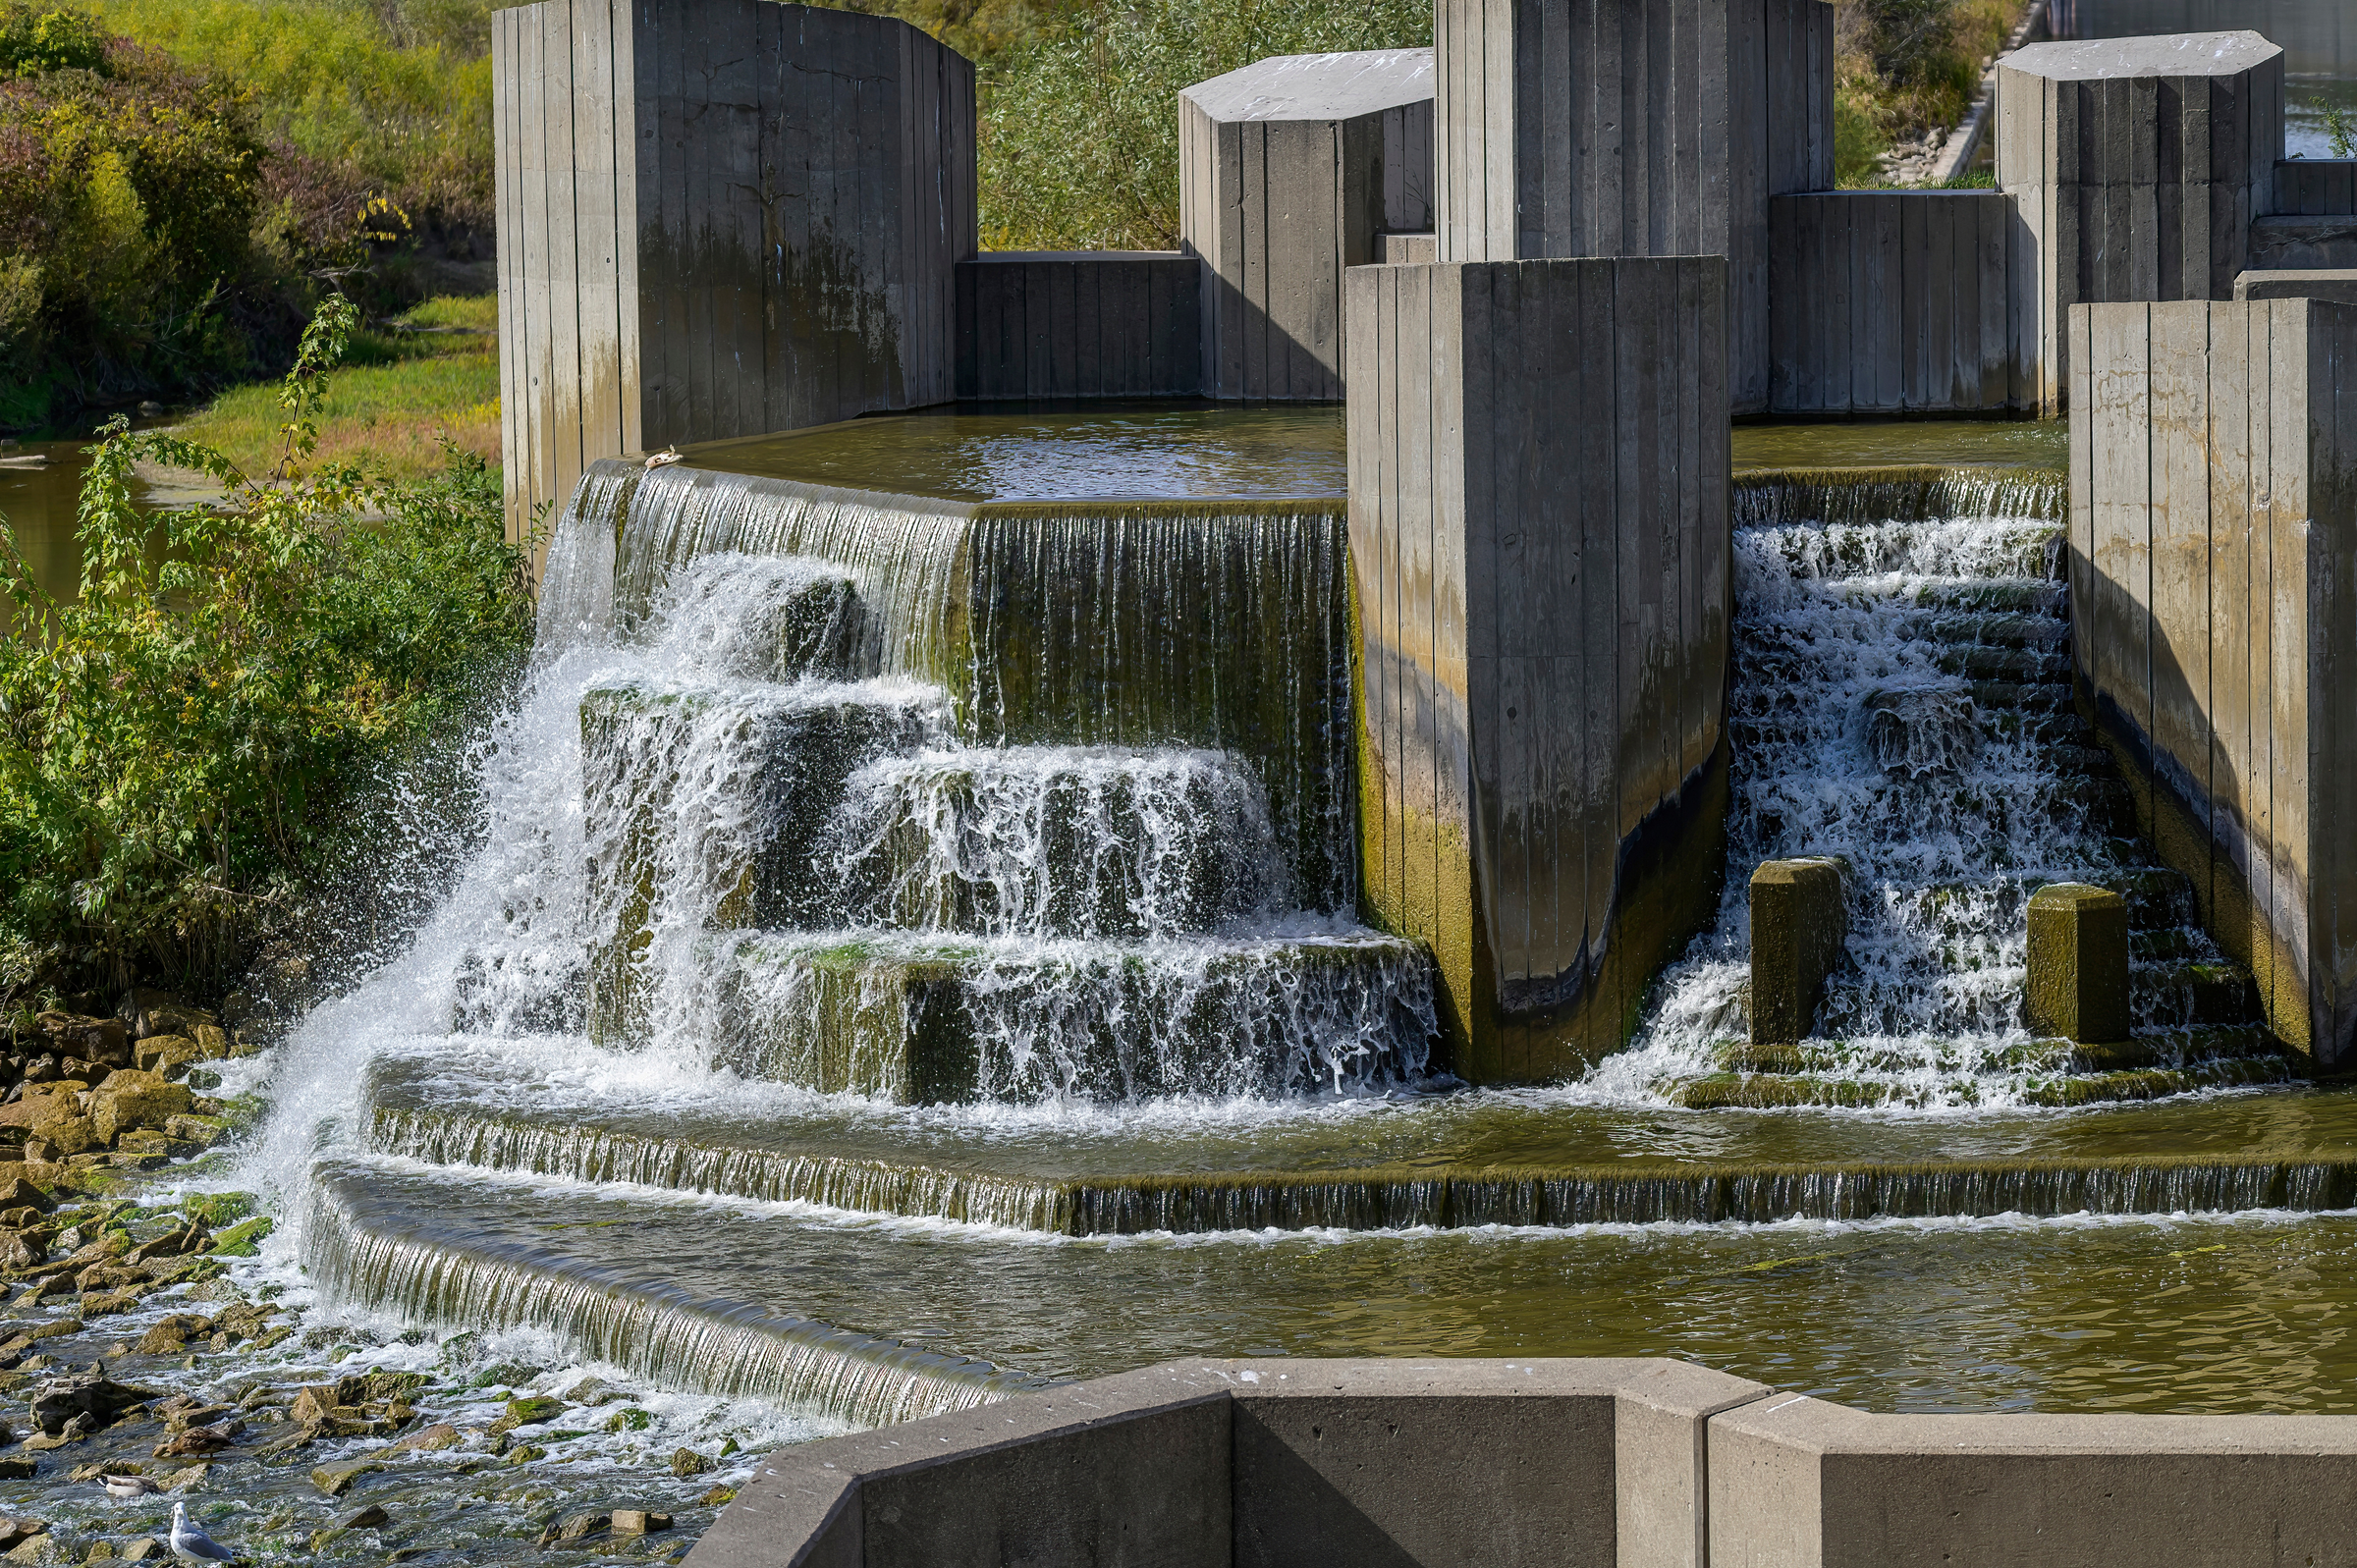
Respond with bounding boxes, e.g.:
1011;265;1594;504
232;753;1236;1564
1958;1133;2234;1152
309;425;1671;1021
2025;883;2131;1044
1749;858;1847;1045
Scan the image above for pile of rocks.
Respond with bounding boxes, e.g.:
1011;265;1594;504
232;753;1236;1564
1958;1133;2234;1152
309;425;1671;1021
0;992;256;1190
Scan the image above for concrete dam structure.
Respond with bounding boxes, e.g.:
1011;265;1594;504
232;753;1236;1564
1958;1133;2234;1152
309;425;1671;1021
238;0;2357;1559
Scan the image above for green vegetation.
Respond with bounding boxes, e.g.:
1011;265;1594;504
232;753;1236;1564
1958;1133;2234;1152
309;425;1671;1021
0;0;494;433
1833;0;2028;188
0;297;534;1003
2324;103;2356;161
975;0;1431;250
165;294;497;481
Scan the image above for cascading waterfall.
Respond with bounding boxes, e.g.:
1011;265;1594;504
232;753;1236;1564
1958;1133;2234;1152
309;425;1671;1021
1586;472;2278;1110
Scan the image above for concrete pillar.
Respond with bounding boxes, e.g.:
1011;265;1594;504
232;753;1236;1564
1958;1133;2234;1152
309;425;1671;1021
2024;883;2130;1044
1767;191;2028;414
1434;0;1836;414
1179;49;1435;400
1996;30;2283;415
493;0;975;553
2068;297;2357;1065
1748;858;1846;1046
1346;256;1730;1085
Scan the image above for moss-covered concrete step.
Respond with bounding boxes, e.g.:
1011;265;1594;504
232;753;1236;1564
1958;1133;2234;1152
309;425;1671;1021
1711;1026;2285;1079
2133;962;2261;1028
1663;1056;2293;1110
1933;645;2068;683
1981;710;2093;747
1964;678;2074;713
1904;581;2066;616
1897;612;2069;651
708;930;1438;1104
364;1100;2357;1233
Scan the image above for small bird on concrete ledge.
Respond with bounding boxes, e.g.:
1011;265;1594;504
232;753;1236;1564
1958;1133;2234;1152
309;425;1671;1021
645;446;684;468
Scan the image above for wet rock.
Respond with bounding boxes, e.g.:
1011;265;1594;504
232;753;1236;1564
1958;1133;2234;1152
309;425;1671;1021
609;1511;672;1536
21;1412;93;1450
0;1523;40;1553
31;1017;127;1070
334;1504;389;1531
158;1117;225;1151
28;1374;152;1435
116;1543;160;1563
151;1420;239;1457
558;1378;612;1408
158;1463;206;1492
0;1462;30;1481
385;1422;459;1453
537;1511;608;1545
668;1448;712;1478
0;1186;52;1217
113;994;213;1044
85;1076;193;1148
309;1459;380;1496
132;1319;201;1357
201;1219;269;1258
76;1292;137;1321
696;1486;736;1506
488;1396;564;1435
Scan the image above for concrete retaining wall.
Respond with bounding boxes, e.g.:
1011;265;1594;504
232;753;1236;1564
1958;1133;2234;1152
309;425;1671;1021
1346;256;1729;1084
1767;191;2028;413
2053;0;2357;76
2235;269;2357;303
2276;160;2357;216
2067;297;2357;1065
1996;30;2285;415
683;1357;2357;1568
954;252;1202;399
493;0;974;549
1178;50;1435;401
1434;0;1835;414
2250;215;2357;272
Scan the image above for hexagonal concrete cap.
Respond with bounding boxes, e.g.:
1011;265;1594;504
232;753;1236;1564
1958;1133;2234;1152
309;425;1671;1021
1180;47;1433;123
2002;29;2281;81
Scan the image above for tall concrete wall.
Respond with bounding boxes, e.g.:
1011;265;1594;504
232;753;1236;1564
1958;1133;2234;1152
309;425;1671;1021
1433;0;1835;414
1178;49;1435;401
493;0;974;550
954;253;1202;399
2277;161;2357;216
1996;30;2284;415
1768;191;2028;414
685;1356;2357;1568
2068;297;2357;1066
1347;256;1729;1085
2053;0;2356;75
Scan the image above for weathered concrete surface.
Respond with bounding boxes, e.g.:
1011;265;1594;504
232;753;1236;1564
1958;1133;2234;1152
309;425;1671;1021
1381;233;1438;264
1997;30;2284;414
954;252;1201;398
493;0;974;554
2057;0;2357;77
1435;0;1836;413
1179;49;1434;400
1347;257;1730;1084
1711;1393;2357;1568
2249;214;2357;272
2067;297;2357;1065
2234;268;2357;303
686;1358;1772;1568
2026;882;2131;1043
1750;858;1847;1046
2275;159;2357;216
1768;191;2026;413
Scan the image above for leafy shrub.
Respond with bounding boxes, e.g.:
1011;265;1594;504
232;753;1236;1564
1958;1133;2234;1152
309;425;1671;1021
977;0;1431;251
0;297;535;1000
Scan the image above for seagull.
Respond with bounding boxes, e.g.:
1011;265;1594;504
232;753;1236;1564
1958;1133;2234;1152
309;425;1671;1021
169;1502;237;1563
644;446;684;468
96;1473;159;1499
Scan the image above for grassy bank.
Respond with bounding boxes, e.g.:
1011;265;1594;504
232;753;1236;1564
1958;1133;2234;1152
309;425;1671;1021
1834;0;2033;186
155;296;497;483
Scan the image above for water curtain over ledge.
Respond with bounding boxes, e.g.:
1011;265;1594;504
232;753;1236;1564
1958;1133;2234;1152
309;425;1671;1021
561;459;1358;911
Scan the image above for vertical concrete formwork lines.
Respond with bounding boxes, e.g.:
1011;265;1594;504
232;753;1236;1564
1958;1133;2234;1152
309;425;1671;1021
1348;256;1728;1083
2073;297;2357;1065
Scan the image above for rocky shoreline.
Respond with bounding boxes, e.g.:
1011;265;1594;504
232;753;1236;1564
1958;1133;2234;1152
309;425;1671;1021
0;994;795;1565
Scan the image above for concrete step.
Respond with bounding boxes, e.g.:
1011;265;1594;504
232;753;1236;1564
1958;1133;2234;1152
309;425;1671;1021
2135;960;2262;1028
1907;580;2067;617
1934;645;2069;683
1898;611;2069;651
1663;1056;2293;1111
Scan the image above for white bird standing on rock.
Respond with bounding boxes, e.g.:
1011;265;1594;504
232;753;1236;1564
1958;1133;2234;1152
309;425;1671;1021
169;1502;238;1563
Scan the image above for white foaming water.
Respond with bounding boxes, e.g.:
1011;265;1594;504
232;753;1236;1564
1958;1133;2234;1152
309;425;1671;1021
1582;508;2226;1110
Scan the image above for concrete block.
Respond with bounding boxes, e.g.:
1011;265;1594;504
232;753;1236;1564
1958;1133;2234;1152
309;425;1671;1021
1996;30;2284;413
1346;257;1731;1084
2249;215;2357;272
2059;2;2355;77
2274;159;2357;216
2234;268;2357;303
494;0;975;554
2067;297;2357;1064
1768;191;2024;413
1436;0;1836;413
954;252;1202;398
1749;858;1847;1046
1381;233;1437;265
2025;883;2131;1044
1179;49;1434;400
1229;1359;1768;1568
1710;1393;2357;1568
